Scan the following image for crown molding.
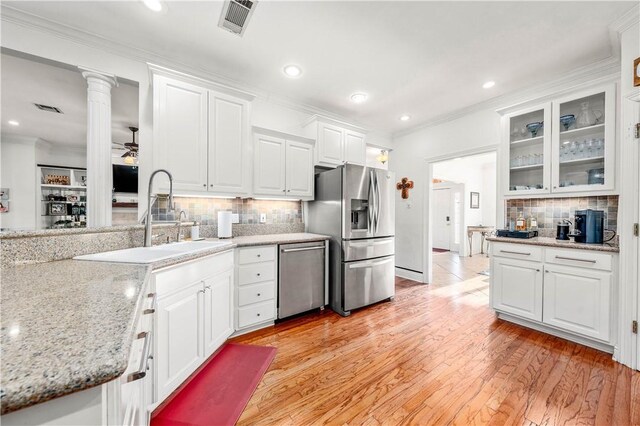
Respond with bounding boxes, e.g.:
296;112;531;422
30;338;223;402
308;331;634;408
393;55;620;139
0;5;383;138
301;114;369;133
251;126;315;144
608;4;639;58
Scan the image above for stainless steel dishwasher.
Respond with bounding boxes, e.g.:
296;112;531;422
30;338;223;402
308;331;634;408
278;241;327;319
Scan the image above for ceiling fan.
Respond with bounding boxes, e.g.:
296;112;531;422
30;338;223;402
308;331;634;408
112;126;139;164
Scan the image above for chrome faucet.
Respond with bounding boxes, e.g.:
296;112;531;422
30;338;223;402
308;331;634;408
145;169;174;247
176;210;187;242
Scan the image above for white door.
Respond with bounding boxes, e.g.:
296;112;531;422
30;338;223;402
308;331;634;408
254;134;286;196
153;75;208;192
203;269;234;358
317;123;343;166
491;257;543;321
432;188;451;250
543;265;611;342
208;92;250;195
285;140;314;199
155;281;203;401
343;130;366;165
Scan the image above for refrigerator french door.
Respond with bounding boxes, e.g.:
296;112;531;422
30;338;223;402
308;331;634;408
308;164;396;317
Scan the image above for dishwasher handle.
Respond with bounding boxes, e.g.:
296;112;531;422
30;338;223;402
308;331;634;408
281;245;325;253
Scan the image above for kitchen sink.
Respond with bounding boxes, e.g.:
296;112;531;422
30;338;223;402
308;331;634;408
74;240;233;264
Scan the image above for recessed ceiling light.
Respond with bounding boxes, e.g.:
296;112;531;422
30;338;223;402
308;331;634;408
399;115;411;122
350;93;368;104
142;0;163;12
8;120;19;126
482;81;495;89
283;65;302;78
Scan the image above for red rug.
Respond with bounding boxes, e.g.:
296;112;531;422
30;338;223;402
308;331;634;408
151;343;277;426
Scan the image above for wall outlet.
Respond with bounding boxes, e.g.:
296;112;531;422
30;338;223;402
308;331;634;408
231;213;240;224
259;213;267;223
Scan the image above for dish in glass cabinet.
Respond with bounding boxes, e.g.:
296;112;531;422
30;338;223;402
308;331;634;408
526;122;543;137
559;114;576;131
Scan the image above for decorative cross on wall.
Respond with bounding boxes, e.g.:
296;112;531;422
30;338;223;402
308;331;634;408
396;177;414;199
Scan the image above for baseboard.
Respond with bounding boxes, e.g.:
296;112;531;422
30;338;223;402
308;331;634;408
395;267;424;283
496;312;614;354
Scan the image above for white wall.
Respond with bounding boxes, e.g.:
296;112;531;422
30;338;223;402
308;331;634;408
0;136;38;230
36;143;86;169
390;109;501;272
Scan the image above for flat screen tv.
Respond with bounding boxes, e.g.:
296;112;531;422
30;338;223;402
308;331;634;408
112;165;138;193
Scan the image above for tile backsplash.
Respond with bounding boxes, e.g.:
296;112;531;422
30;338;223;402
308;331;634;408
505;196;618;238
152;197;303;226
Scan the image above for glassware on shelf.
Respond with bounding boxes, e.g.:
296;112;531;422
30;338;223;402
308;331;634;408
576;102;603;128
595;138;604;157
578;140;586;159
569;141;578;161
526;122;543;138
559;114;576;131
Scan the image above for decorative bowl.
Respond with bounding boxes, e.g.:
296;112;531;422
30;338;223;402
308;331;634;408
526;122;544;137
559;114;576;131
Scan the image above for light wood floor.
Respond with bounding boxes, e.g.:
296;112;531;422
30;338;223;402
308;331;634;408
233;252;640;425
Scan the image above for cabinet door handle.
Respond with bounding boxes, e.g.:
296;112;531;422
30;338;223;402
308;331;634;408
127;332;152;382
499;250;531;256
144;293;157;315
555;256;597;263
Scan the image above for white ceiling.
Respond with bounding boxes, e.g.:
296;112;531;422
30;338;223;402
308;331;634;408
2;1;635;135
0;51;139;150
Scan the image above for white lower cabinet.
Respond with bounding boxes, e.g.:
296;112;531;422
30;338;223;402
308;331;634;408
234;245;278;333
542;264;611;342
156;281;204;401
490;242;616;349
153;251;234;404
491;257;542;321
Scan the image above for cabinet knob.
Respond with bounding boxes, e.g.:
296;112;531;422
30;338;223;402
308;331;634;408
257;273;261;276
287;189;291;192
553;186;557;189
257;313;261;317
257;293;261;296
545;270;549;273
536;269;540;272
282;189;286;192
210;184;214;187
257;254;261;257
544;187;548;190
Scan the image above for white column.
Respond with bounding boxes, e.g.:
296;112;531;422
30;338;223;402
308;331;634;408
80;67;118;227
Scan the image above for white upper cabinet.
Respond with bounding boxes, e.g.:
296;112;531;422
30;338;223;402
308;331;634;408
208;92;251;194
304;116;367;167
286;140;314;198
501;82;616;197
253;127;315;200
551;84;616;193
318;123;344;166
152;67;254;196
153;76;209;192
343;130;366;165
254;134;286;196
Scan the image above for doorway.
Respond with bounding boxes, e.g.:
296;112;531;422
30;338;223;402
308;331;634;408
424;148;498;284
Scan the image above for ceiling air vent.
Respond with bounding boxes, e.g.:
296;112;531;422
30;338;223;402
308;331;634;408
34;103;64;114
218;0;257;37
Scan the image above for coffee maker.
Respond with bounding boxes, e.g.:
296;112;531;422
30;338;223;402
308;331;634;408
572;209;604;244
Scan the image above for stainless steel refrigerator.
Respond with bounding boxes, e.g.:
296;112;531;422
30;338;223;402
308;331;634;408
307;164;395;316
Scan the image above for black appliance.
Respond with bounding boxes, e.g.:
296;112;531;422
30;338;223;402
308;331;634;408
572;209;604;244
556;220;571;241
112;165;139;193
496;230;538;239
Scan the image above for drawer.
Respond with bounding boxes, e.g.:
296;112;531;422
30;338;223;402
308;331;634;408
544;248;613;272
237;246;276;265
238;281;275;306
237;300;276;328
154;250;234;296
238;262;275;285
343;237;393;262
491;242;543;262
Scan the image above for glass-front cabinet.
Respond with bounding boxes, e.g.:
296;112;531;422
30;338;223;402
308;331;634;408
503;83;615;196
504;103;552;196
551;84;615;193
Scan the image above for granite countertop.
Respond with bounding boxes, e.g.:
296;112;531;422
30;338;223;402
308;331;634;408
220;232;330;247
0;260;151;415
1;233;330;415
486;236;619;253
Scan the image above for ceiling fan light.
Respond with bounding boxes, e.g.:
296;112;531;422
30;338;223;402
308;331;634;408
123;156;136;165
